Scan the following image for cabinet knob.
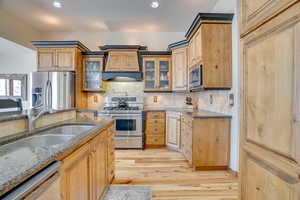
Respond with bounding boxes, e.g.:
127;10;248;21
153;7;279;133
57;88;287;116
215;65;218;69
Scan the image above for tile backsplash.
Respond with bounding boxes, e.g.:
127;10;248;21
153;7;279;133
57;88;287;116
87;81;232;114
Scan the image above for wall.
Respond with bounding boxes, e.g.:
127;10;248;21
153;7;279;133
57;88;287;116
42;31;185;51
0;10;42;50
0;38;37;74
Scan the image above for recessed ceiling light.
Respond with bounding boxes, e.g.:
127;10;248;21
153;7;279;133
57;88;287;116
53;1;62;8
150;1;159;8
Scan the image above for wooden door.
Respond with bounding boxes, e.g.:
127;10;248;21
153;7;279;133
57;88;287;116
194;27;202;65
37;48;56;71
240;3;300;199
166;112;181;149
172;47;188;91
60;144;91;200
240;0;298;35
56;48;75;71
90;132;107;200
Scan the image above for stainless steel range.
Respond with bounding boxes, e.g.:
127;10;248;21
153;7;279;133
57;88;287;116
98;96;144;149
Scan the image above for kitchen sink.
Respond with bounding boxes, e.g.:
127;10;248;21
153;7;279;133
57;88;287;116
39;124;95;136
20;134;74;147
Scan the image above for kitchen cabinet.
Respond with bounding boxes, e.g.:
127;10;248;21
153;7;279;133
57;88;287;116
240;2;300;199
171;46;188;92
90;132;107;200
60;125;115;200
82;54;105;92
142;55;172;92
145;111;166;147
181;114;231;170
166;111;181;150
186;14;233;89
60;143;91;200
107;125;115;183
37;48;77;71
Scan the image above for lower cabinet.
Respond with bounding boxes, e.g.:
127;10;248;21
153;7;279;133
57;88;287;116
166;111;181;150
145;111;166;147
60;124;115;200
60;144;91;200
181;114;231;170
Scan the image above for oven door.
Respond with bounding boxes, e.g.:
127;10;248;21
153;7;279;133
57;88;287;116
112;114;142;136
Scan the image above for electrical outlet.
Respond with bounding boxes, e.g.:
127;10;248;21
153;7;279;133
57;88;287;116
93;95;98;103
209;94;213;104
153;96;158;103
229;93;234;106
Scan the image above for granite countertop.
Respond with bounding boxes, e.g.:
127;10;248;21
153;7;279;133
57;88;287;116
143;107;232;118
0;108;77;123
0;115;114;197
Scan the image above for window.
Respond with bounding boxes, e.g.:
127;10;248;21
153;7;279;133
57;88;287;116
0;74;27;100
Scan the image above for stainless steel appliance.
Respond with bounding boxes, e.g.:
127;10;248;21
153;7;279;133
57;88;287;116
28;72;75;109
98;96;144;149
189;64;203;90
2;162;61;200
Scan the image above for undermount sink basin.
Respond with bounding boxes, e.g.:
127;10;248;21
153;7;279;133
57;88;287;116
20;134;74;147
39;124;95;136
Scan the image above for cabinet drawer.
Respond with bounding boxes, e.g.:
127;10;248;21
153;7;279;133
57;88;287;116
146;119;165;125
146;135;165;145
147;112;165;119
145;126;165;135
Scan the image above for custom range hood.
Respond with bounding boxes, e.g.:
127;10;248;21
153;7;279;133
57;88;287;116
100;45;147;81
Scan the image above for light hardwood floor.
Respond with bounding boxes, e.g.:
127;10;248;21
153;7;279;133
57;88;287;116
112;148;238;200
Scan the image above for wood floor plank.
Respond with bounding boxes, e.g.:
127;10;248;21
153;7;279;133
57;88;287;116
112;148;238;200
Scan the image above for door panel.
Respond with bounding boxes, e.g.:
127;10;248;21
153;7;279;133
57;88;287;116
172;47;187;91
166;113;180;149
242;153;299;200
56;48;75;71
240;2;300;199
244;25;295;158
38;48;55;71
240;0;298;35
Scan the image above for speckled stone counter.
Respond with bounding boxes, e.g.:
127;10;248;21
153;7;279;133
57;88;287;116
0;108;77;123
143;107;232;118
0;115;113;197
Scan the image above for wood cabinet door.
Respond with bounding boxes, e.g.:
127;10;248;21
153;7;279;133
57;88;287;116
90;133;108;200
166;112;181;149
202;24;232;88
56;48;75;71
240;3;300;199
83;56;104;91
37;48;56;71
60;144;91;200
194;27;202;65
240;0;298;35
157;58;171;90
172;47;188;91
143;58;157;90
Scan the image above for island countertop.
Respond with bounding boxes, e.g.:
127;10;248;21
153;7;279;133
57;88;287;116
0;115;114;197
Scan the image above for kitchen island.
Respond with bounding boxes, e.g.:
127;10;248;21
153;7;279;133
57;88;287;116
0;110;114;200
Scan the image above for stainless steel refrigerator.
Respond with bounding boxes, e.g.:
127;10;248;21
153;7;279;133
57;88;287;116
28;72;75;109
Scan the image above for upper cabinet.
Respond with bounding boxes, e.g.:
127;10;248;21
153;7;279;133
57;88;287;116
185;13;233;89
240;0;298;36
141;52;172;92
32;41;90;72
82;52;105;92
105;50;139;71
168;40;189;92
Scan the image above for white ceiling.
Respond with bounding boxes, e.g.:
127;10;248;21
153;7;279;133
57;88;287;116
0;0;219;32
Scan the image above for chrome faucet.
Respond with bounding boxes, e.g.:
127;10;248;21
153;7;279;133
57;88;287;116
28;108;51;132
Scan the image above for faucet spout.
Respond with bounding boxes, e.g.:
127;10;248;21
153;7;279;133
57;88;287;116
28;108;51;132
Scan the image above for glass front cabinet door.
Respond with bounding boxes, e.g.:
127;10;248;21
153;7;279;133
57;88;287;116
143;56;171;92
83;55;104;92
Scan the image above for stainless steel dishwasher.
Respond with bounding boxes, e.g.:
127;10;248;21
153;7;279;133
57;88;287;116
1;161;61;200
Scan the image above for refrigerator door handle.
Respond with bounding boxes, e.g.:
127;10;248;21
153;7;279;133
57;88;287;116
44;80;49;108
48;80;52;109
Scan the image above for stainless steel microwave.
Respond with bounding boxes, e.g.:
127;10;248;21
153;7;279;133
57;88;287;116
189;64;203;90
